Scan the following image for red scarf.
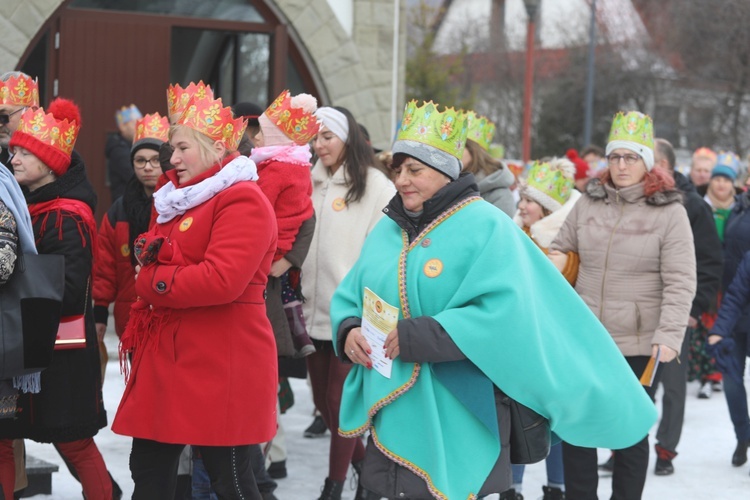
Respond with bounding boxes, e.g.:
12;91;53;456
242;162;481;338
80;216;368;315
28;198;98;262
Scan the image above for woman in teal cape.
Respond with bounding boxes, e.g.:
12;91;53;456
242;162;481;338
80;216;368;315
331;102;656;500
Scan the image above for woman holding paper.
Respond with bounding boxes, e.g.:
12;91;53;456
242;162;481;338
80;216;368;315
331;101;660;500
550;111;696;499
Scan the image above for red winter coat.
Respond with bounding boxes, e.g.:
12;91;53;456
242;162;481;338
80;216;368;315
256;159;313;261
92;198;137;337
112;163;279;446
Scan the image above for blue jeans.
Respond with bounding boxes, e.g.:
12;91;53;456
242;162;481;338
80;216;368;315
722;329;750;442
191;454;218;500
511;440;564;491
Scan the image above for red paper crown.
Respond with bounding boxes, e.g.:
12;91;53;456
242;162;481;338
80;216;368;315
264;90;320;145
178;96;247;151
134;113;169;144
10;99;81;175
167;81;214;119
0;74;40;108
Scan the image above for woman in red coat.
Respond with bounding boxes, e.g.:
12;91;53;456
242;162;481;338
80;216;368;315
112;94;278;499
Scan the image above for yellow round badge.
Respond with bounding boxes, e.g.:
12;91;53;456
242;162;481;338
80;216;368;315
332;198;346;211
423;258;443;278
179;217;194;232
120;244;130;257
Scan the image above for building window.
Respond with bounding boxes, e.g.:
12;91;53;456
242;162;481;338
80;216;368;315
172;28;270;106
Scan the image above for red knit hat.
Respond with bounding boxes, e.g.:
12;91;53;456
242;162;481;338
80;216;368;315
566;148;589;180
9;98;81;176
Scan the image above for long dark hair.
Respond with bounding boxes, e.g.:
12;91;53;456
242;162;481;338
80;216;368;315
332;106;377;204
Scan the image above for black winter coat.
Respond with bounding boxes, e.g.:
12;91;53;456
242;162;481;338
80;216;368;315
673;171;723;318
722;191;750;342
0;154;107;442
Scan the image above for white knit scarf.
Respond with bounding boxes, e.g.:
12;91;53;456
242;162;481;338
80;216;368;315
154;155;259;223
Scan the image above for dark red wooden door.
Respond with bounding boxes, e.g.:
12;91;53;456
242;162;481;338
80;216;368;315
57;9;171;219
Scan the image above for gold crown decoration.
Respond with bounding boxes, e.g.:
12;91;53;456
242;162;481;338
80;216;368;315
607;111;654;151
263;89;320;145
134;112;170;144
0;74;40;108
178;95;247;151
167;81;214;119
15;107;79;157
465;111;496;151
397;100;468;159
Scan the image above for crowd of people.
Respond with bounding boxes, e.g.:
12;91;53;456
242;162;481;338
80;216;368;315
0;68;748;500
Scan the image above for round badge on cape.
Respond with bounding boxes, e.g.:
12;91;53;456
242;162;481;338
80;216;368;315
423;258;443;278
179;217;194;232
120;244;130;257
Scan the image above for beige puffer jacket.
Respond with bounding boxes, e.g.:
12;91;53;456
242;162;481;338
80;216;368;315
550;179;696;356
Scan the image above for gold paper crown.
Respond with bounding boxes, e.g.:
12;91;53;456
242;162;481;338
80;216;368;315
465;111;496;151
264;90;320;145
178;96;247;151
167;81;214;119
15;107;79;157
134;113;169;144
524;159;575;211
396;100;468;159
608;111;654;151
0;74;40;108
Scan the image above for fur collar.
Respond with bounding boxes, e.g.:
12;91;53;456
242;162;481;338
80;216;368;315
585;178;683;206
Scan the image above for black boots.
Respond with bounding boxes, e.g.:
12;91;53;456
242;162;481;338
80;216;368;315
352;460;380;500
317;478;344;500
542;485;565;500
732;440;749;466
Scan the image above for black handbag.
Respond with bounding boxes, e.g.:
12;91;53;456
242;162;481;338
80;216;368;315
508;397;552;465
0;250;65;379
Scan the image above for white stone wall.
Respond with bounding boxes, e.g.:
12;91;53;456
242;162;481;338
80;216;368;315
0;0;404;149
0;0;61;65
277;0;405;148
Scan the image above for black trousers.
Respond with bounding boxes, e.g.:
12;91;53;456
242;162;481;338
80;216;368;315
563;355;660;500
130;438;261;500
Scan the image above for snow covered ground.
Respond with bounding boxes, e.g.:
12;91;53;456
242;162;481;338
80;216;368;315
24;332;750;499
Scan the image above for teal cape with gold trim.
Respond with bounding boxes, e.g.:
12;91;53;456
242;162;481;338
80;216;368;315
331;199;657;500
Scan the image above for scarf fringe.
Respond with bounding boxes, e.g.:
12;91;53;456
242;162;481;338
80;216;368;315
119;299;171;383
13;372;41;394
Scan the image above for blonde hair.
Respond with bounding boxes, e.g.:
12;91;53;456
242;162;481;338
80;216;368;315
463;139;502;176
168;125;226;167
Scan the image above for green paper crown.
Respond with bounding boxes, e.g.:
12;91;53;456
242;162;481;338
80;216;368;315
465;111;496;151
525;160;574;211
397;100;468;159
608;111;654;150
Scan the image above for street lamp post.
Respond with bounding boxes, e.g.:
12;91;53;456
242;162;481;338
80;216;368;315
583;0;598;148
522;0;540;163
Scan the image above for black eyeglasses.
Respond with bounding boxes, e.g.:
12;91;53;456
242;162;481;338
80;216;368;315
607;153;641;166
0;108;26;126
133;157;161;169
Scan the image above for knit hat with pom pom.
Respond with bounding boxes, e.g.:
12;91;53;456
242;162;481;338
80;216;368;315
10;97;81;176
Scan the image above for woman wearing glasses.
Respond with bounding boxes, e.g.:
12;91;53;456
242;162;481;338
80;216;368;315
549;111;696;499
93;113;169;345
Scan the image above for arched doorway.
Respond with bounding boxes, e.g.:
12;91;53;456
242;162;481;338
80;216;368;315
17;0;323;217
